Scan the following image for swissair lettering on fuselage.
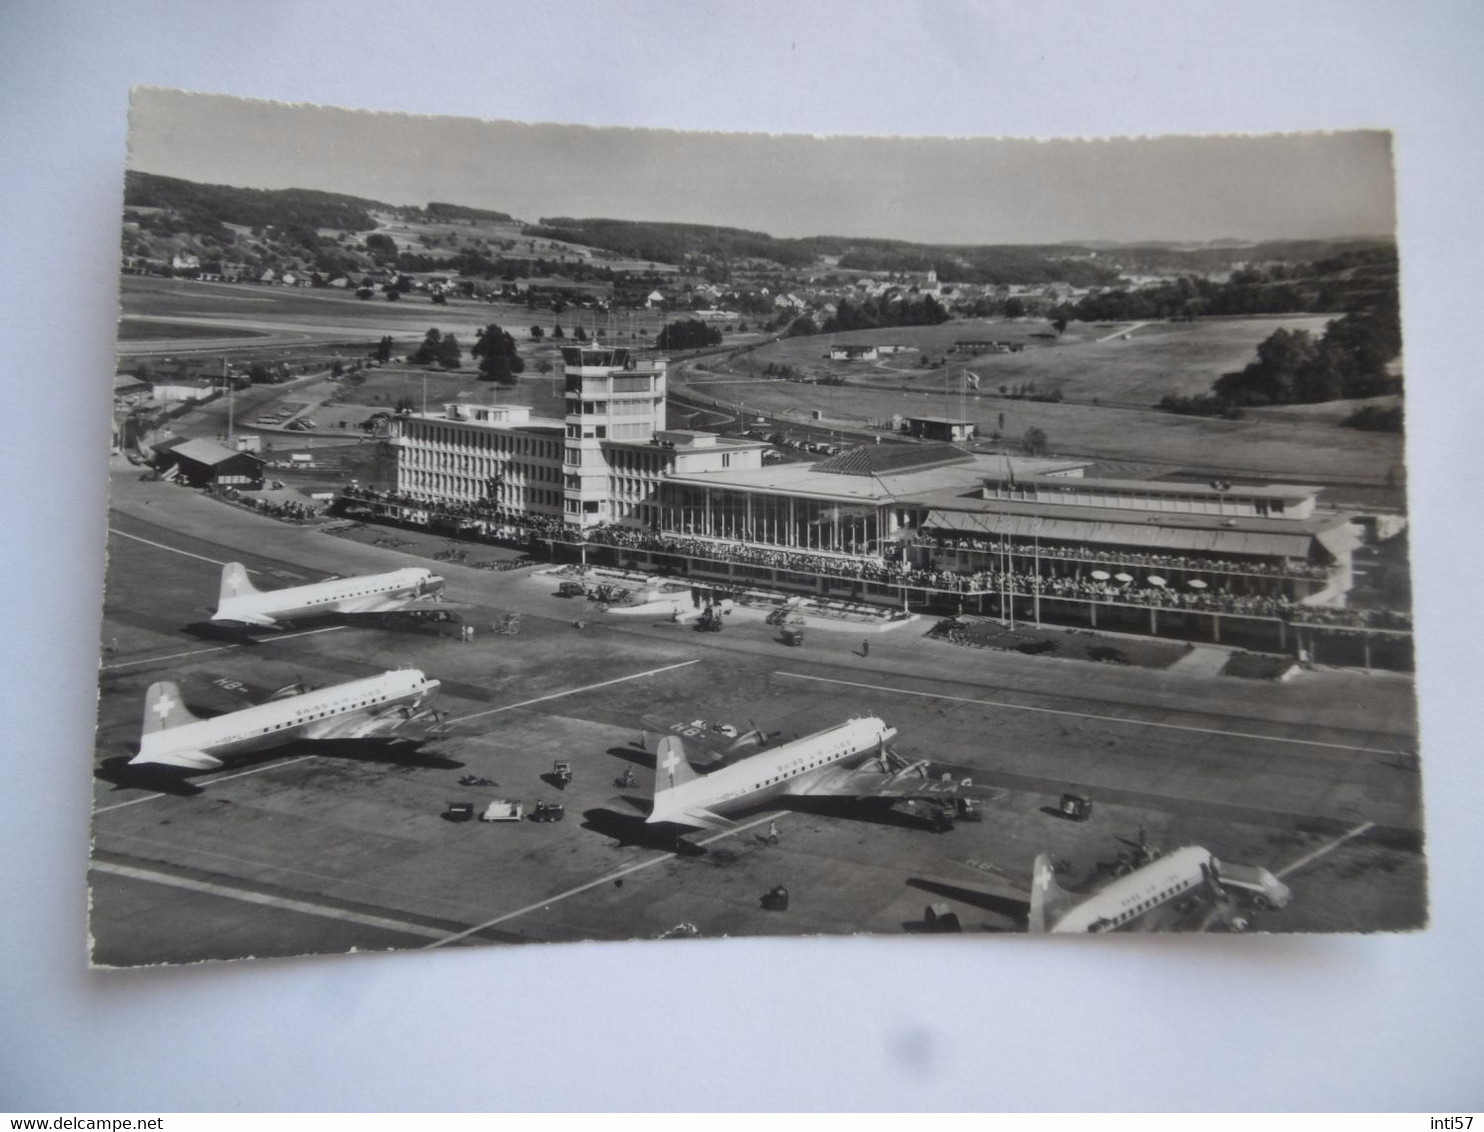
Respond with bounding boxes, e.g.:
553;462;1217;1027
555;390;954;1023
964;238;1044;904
716;737;856;800
213;688;395;744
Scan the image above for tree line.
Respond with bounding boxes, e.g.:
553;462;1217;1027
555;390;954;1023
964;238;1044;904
820;294;951;333
1064;246;1397;322
1158;295;1402;417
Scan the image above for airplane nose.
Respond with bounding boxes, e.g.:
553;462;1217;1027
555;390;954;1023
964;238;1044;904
423;576;446;596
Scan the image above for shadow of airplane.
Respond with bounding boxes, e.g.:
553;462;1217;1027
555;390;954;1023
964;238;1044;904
308;737;463;769
906;877;1029;929
181;620;266;645
95;756;206;797
94;737;461;795
580;808;708;857
784;796;955;832
606;745;656;769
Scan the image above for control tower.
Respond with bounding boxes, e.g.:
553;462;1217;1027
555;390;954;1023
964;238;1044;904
560;345;667;528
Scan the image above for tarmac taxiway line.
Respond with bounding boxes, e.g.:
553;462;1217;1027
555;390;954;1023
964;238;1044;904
1275;821;1377;879
100;626;347;672
776;672;1401;755
93;755;317;814
422;810;786;949
447;658;701;724
108;526;252;569
89;859;451;942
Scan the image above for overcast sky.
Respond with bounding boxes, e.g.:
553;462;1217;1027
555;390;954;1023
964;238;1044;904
127;88;1395;246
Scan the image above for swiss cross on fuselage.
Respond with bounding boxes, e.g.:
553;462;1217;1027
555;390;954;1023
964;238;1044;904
661;748;681;781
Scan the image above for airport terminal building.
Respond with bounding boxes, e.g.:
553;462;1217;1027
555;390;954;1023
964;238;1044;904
343;346;1406;664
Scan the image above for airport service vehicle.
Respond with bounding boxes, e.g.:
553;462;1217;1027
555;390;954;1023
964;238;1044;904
211;561;448;628
530;800;565;823
761;885;790;911
559;581;587;598
695;606;724;632
645;715;973;833
480;800;525;822
897;797;956;832
552;760;573;787
131;669;442;771
445;801;476;822
1059;792;1093;821
923;903;963;932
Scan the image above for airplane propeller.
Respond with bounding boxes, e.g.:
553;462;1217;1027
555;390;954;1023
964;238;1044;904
1114;827;1159;865
745;719;782;748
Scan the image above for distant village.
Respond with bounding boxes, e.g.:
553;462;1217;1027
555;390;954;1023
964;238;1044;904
120;200;1235;334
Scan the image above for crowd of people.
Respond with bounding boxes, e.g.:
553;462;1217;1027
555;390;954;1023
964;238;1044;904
332;488;1408;630
338;486;585;544
911;533;1332;581
214;486;320;522
585;528;904;583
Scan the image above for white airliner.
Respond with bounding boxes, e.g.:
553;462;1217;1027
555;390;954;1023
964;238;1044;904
1028;845;1223;933
130;668;442;771
211;562;446;628
646;716;967;831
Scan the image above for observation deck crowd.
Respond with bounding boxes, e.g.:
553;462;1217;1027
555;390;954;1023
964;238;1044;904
335;488;1407;629
911;534;1333;580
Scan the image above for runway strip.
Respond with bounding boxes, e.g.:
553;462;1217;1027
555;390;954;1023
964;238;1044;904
101;626;346;671
447;658;700;724
108;526;251;569
423;811;785;949
1275;821;1377;879
776;672;1400;755
90;860;450;942
94;755;317;814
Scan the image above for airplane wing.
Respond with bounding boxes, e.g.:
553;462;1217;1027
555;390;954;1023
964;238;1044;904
789;749;968;801
337;593;455;615
313;701;442;740
640;714;773;767
664;806;737;832
200;673;309;706
138;748;224;772
211;612;281;628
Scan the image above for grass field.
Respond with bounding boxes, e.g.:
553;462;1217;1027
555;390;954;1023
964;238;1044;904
683;315;1405;485
117;319;266;341
732;314;1337;407
120;276;687;348
698;379;1402;482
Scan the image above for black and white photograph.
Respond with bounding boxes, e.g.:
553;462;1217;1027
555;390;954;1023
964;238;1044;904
8;1;1484;1115
89;91;1423;966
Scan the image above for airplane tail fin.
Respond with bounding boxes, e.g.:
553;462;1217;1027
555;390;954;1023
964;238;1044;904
219;562;261;604
653;735;700;795
140;681;202;735
1028;853;1076;933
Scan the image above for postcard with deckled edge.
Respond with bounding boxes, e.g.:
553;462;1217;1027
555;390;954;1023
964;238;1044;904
90;90;1421;966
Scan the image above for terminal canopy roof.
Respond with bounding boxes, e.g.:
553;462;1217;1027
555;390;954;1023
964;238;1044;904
921;508;1319;560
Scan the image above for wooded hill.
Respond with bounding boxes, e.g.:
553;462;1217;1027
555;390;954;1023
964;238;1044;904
529;216;1391;287
125;171;390;235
